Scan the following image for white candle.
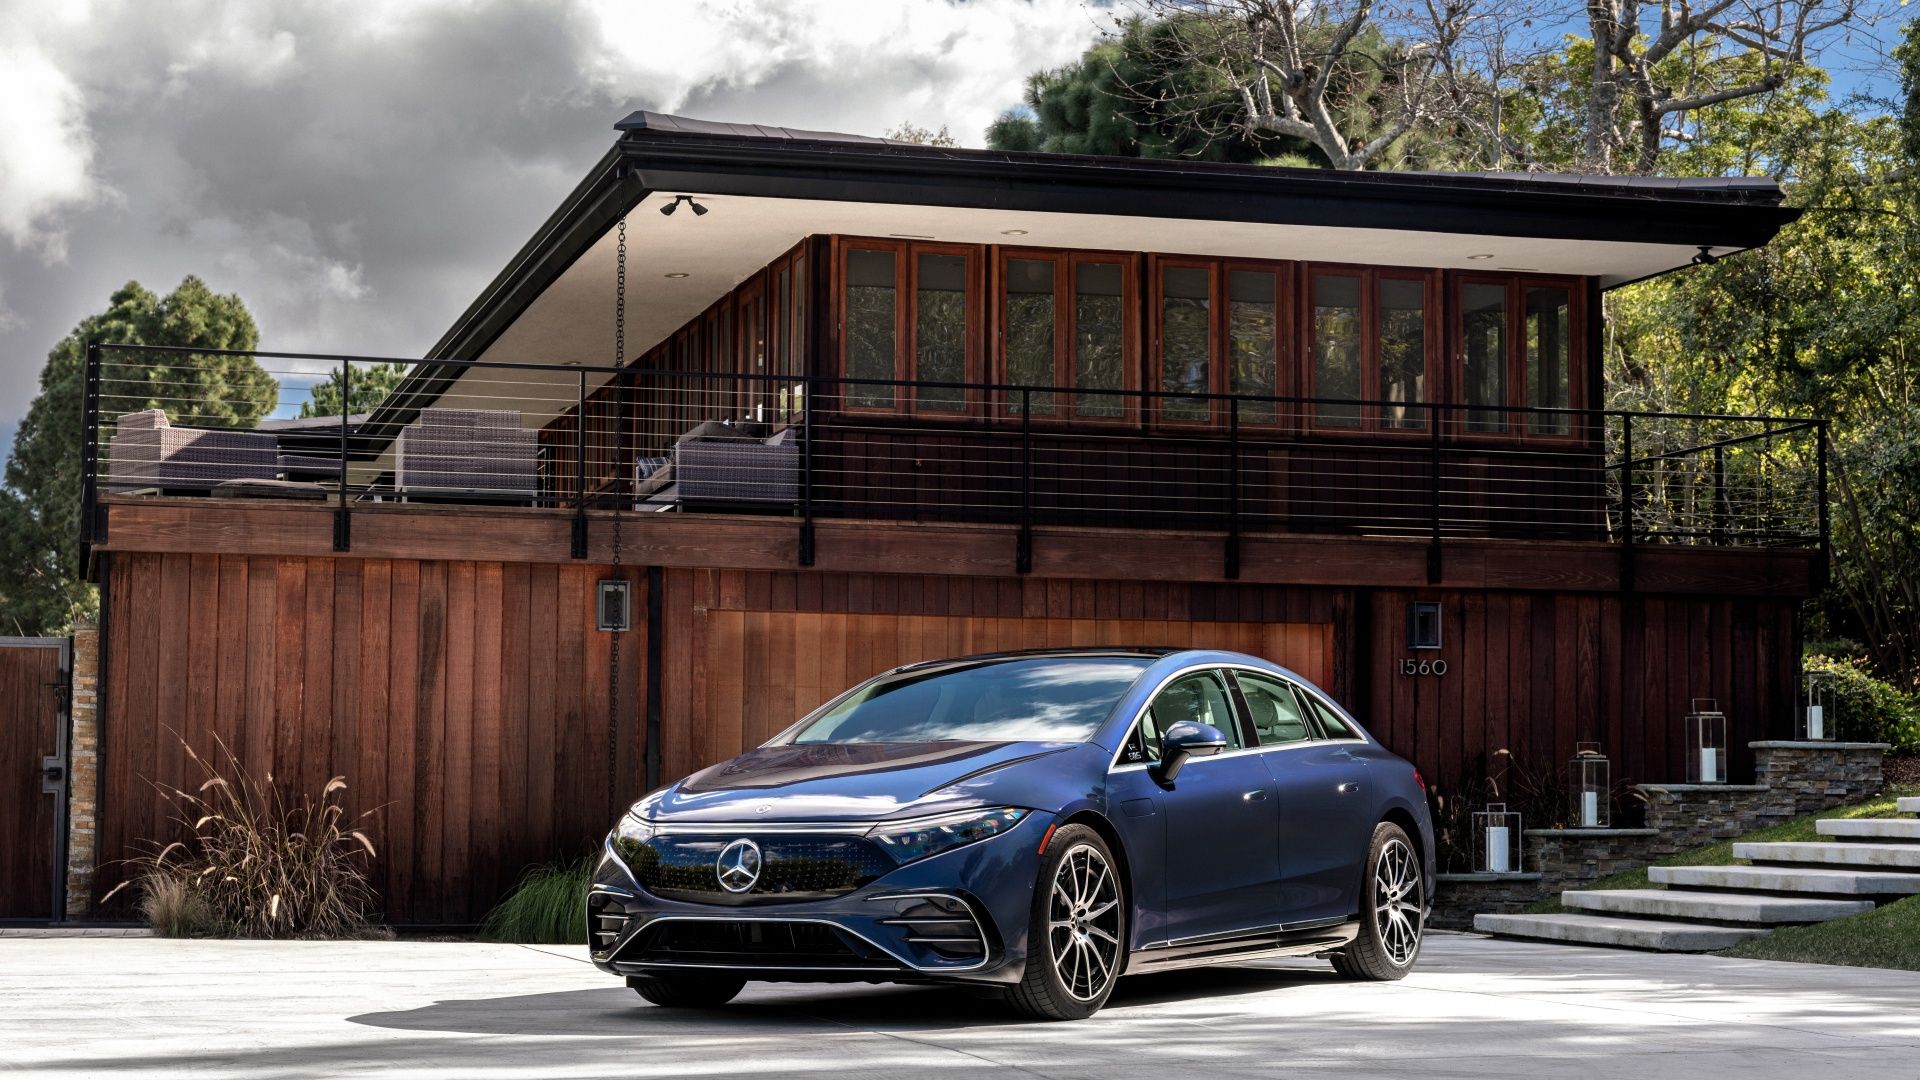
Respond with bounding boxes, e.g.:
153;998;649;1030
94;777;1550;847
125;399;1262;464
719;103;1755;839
1700;746;1719;783
1582;790;1599;827
1808;705;1825;741
1487;825;1510;873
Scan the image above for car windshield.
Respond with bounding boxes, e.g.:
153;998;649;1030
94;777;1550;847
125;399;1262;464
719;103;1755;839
786;657;1151;744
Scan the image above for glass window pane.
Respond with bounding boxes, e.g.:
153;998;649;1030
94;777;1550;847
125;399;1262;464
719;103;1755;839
914;253;968;413
1235;672;1314;744
1074;262;1125;418
1462;282;1507;432
1004;258;1055;416
1312;274;1362;428
1526;286;1572;435
1145;670;1244;750
1228;270;1277;424
1378;278;1427;430
845;249;897;409
1160;266;1212;422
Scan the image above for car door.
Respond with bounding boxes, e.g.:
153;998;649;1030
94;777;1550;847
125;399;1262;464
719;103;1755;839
1233;670;1374;925
1117;668;1283;943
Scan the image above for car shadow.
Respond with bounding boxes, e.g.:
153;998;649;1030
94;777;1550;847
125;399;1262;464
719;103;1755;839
348;961;1336;1036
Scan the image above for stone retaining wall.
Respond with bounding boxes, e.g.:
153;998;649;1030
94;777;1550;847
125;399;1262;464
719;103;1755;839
64;622;99;920
1430;740;1888;930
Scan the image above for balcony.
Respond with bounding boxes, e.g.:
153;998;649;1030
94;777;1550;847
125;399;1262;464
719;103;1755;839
80;344;1827;593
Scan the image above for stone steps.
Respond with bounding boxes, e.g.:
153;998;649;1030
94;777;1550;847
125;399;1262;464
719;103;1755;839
1816;817;1920;841
1649;863;1920;897
1561;887;1872;924
1735;840;1920;869
1472;912;1768;952
1898;796;1920;814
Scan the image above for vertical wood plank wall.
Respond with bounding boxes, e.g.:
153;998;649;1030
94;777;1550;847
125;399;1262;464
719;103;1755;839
98;552;644;925
0;642;63;919
97;553;1797;924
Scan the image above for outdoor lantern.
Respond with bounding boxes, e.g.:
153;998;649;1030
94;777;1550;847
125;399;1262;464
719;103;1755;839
1474;803;1523;874
1570;743;1610;828
1802;669;1837;741
1685;698;1729;784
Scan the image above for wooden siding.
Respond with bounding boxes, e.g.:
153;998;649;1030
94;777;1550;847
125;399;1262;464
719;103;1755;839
95;549;1801;924
97;552;644;925
0;641;63;919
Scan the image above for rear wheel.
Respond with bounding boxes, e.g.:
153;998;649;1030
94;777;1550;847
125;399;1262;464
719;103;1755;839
1005;825;1126;1021
1330;822;1424;981
627;972;747;1008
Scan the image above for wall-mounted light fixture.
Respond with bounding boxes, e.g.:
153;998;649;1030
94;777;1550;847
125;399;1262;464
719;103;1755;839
1692;245;1720;265
660;194;708;217
1405;601;1442;650
597;579;631;633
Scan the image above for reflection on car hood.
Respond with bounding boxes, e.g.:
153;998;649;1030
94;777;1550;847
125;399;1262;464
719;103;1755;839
649;741;1077;822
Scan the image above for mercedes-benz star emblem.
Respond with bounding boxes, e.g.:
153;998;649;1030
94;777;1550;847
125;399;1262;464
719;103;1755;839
715;838;762;893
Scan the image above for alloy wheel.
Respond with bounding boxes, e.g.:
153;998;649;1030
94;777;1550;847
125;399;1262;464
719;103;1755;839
1373;836;1423;966
1047;843;1123;1002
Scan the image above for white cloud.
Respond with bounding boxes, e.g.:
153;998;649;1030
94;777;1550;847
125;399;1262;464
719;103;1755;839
0;30;103;260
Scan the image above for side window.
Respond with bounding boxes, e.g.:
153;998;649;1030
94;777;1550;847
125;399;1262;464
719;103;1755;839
1121;670;1243;764
1303;693;1363;740
1234;671;1314;745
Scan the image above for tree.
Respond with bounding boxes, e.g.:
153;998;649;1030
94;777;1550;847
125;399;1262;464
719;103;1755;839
298;361;411;418
884;122;959;147
1568;0;1867;173
1129;0;1500;170
0;278;272;636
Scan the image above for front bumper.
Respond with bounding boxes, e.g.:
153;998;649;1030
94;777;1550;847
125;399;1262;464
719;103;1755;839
589;811;1051;985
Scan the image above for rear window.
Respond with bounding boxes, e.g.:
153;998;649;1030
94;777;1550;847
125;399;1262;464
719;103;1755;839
787;657;1150;744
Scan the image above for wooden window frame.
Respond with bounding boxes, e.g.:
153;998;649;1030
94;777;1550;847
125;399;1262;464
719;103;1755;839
1447;271;1588;443
833;237;985;418
1299;263;1442;438
991;246;1140;427
1147;255;1294;430
734;272;768;425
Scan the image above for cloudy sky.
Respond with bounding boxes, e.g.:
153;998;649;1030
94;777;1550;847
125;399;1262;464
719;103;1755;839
0;0;1110;456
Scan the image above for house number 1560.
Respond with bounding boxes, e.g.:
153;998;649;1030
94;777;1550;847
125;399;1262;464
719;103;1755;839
1398;658;1448;676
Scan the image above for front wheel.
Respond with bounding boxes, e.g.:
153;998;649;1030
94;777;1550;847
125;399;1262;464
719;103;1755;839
1005;824;1126;1021
627;972;746;1008
1330;821;1424;981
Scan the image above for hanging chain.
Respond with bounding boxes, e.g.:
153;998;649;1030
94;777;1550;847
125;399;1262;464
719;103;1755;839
608;216;627;818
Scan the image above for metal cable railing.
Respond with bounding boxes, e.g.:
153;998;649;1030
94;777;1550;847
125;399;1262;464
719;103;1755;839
80;344;1828;574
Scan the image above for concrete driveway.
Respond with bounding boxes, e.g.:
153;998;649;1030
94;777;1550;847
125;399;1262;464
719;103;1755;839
3;932;1918;1079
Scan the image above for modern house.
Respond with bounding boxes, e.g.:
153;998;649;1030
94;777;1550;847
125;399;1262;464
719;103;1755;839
73;113;1822;924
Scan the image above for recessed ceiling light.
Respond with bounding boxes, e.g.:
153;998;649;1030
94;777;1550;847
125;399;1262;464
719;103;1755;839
1467;253;1495;260
888;233;935;240
1001;229;1029;236
663;272;689;279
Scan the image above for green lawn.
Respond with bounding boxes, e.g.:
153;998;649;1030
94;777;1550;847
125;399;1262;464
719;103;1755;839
1521;785;1920;971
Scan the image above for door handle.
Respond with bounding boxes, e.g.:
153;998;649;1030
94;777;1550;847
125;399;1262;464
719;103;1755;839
1336;782;1360;794
1242;790;1269;802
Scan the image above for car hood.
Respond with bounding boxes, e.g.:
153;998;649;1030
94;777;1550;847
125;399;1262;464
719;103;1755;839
643;740;1084;823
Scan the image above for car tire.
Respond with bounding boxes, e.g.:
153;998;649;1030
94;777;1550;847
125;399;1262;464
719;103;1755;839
1330;821;1425;981
627;972;747;1008
1005;824;1126;1021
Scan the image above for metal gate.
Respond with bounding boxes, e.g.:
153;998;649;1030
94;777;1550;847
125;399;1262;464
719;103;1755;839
0;637;69;921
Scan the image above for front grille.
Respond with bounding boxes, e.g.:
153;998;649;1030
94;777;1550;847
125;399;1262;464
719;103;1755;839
623;919;900;970
627;835;896;904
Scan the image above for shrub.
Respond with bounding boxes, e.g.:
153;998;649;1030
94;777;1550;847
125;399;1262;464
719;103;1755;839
480;856;593;944
104;736;387;939
1805;655;1920;753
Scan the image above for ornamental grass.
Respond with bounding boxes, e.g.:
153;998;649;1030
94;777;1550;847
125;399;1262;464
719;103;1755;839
104;735;388;939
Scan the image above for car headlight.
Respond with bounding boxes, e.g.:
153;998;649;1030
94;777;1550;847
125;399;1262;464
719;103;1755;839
867;807;1030;865
610;810;654;865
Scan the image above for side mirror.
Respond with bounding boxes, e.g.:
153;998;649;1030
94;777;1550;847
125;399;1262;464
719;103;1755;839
1153;720;1229;784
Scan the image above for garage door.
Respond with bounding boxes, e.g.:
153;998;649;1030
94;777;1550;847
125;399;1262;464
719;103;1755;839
690;612;1331;770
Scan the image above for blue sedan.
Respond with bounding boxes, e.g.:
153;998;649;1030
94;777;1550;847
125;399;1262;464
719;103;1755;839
589;647;1436;1020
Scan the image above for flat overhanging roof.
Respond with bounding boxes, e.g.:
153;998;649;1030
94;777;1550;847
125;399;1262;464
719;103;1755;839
360;111;1799;447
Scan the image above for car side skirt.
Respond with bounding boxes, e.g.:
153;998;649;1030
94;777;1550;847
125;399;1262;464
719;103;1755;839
1124;918;1362;974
